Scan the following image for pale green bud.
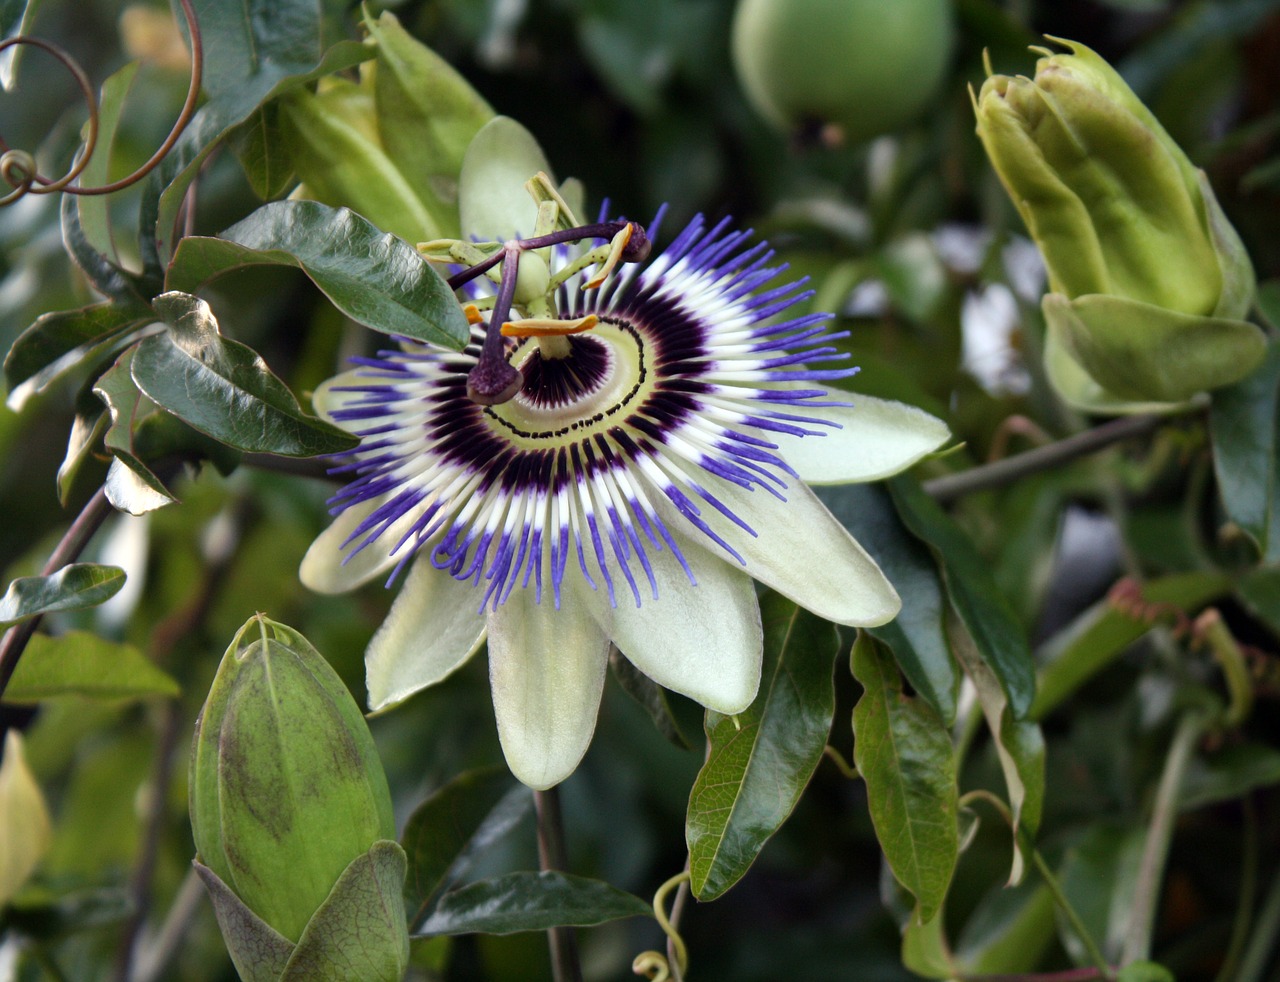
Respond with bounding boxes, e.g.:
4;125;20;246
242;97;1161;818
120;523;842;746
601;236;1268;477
190;616;407;980
975;38;1263;407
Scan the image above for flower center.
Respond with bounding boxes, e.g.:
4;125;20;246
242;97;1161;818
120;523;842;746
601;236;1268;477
482;322;648;447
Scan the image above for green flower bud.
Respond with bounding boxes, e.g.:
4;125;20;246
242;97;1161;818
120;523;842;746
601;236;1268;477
191;616;407;980
974;38;1263;407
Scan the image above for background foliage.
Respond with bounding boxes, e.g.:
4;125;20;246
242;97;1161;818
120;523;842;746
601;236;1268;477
2;0;1280;979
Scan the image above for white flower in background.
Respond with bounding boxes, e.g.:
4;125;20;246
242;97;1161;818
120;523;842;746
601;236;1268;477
300;209;949;789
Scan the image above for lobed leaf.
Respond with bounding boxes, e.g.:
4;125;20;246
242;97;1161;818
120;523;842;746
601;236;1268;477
166;202;471;350
686;592;838;901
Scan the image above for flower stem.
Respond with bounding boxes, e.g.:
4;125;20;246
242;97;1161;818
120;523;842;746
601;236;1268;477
0;485;114;699
1121;712;1208;965
922;413;1169;504
534;786;583;982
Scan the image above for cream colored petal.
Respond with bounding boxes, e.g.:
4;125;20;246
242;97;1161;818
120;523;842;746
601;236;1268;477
310;369;371;428
365;555;488;711
595;526;762;714
652;469;900;628
773;392;950;485
486;580;611;790
299;497;417;594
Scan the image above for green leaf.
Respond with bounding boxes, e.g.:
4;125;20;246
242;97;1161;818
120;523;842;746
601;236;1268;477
901;908;955;979
609;648;691;749
889;476;1036;719
366;9;494;238
3;631;179;703
194;862;295;982
851;633;958;923
0;731;52;907
1033;571;1232;718
953;881;1056;974
148;23;370;265
94;347;179;515
0;0;43;90
61;178;153;306
58;375;109;505
130;292;358;457
281;841;410;982
0;564;126;628
686;592;838;901
76;61;139;262
1056;823;1144;965
816;483;961;724
402;768;531;927
416;871;651;937
4;301;149;402
166;202;470;349
229;104;297;200
1211;339;1280;563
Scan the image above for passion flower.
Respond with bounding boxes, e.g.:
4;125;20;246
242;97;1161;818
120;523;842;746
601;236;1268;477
300;206;949;790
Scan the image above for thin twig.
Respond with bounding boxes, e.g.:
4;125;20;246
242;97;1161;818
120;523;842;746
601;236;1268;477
130;869;206;982
534;787;583;982
0;485;114;698
922;414;1168;504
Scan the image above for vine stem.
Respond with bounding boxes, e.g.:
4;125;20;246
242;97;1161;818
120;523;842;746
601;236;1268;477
922;413;1168;504
960;790;1113;980
0;485;114;698
1122;712;1209;965
534;786;583;982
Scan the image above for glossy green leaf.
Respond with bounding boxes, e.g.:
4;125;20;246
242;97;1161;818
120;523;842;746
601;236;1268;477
686;592;838;901
76;61;138;262
816;483;960;724
367;9;494;238
3;631;179;703
1056;823;1144;965
1033;571;1231;718
148;11;369;265
889;476;1035;719
402;767;531;927
851;633;957;922
281;841;410;982
194;862;295;982
0;731;52;907
900;906;954;978
58;375;108;505
130;292;357;457
416;871;651;937
0;564;125;628
1211;339;1280;563
61;178;153;307
609;648;691;749
229;104;296;200
166;202;470;349
4;301;150;401
94;347;179;515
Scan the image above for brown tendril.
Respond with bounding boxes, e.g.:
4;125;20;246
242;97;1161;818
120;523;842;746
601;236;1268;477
0;0;202;207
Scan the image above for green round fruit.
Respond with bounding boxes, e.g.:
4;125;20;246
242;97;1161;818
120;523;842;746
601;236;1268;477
731;0;956;144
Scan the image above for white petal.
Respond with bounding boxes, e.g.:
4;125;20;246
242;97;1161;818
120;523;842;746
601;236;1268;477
654;470;900;628
775;391;950;485
594;526;762;714
487;580;611;790
310;369;370;428
299;497;416;594
365;555;488;711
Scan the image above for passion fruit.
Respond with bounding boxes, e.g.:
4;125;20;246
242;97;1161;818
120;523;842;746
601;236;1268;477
731;0;956;145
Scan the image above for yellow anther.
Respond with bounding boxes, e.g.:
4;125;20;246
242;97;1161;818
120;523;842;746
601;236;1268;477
463;304;485;326
501;314;599;337
584;223;633;289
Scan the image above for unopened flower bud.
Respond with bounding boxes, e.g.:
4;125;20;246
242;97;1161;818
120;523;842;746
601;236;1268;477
974;38;1263;407
190;615;407;979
